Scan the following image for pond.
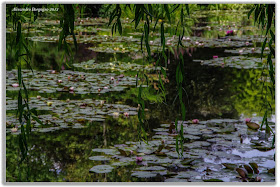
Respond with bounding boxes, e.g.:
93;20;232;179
6;7;275;182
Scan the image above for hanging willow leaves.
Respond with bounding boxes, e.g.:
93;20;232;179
109;5;190;156
249;4;275;147
8;4;78;180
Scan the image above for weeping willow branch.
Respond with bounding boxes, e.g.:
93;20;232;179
7;4;78;181
107;4;190;157
248;4;275;147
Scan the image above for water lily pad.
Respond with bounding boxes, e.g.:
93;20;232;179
92;148;118;155
131;171;164;178
89;156;110;161
89;165;114;173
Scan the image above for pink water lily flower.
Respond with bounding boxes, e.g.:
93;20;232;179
245;118;251;123
51;70;56;74
226;30;233;35
192;119;199;124
213;56;218;59
136;157;143;162
124;112;129;118
12;83;19;87
37;95;41;99
111;77;114;80
69;87;74;91
58;80;63;83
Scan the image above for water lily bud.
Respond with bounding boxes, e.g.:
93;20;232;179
58;80;63;83
113;112;119;118
124;112;129;118
245;41;249;46
37;95;41;99
239;50;243;53
111;77;114;80
69;87;74;91
100;100;105;105
12;83;19;87
226;30;233;35
245;118;251;123
47;102;53;106
136;157;143;162
98;88;101;92
51;70;56;74
11;127;18;132
192;119;199;124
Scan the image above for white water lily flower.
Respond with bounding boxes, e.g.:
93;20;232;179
11;127;18;133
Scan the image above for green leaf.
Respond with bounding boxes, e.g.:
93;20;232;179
32;115;44;126
164;5;171;22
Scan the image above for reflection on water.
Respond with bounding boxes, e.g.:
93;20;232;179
231;149;275;159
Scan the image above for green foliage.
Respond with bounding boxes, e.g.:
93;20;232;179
58;5;77;67
6;4;79;180
249;4;275;146
105;4;190;157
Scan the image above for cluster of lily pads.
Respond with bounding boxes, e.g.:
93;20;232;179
27;34;139;44
88;118;275;182
26;30;268;53
73;59;163;73
224;47;270;55
193;56;274;69
7;69;136;94
6;96;138;134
